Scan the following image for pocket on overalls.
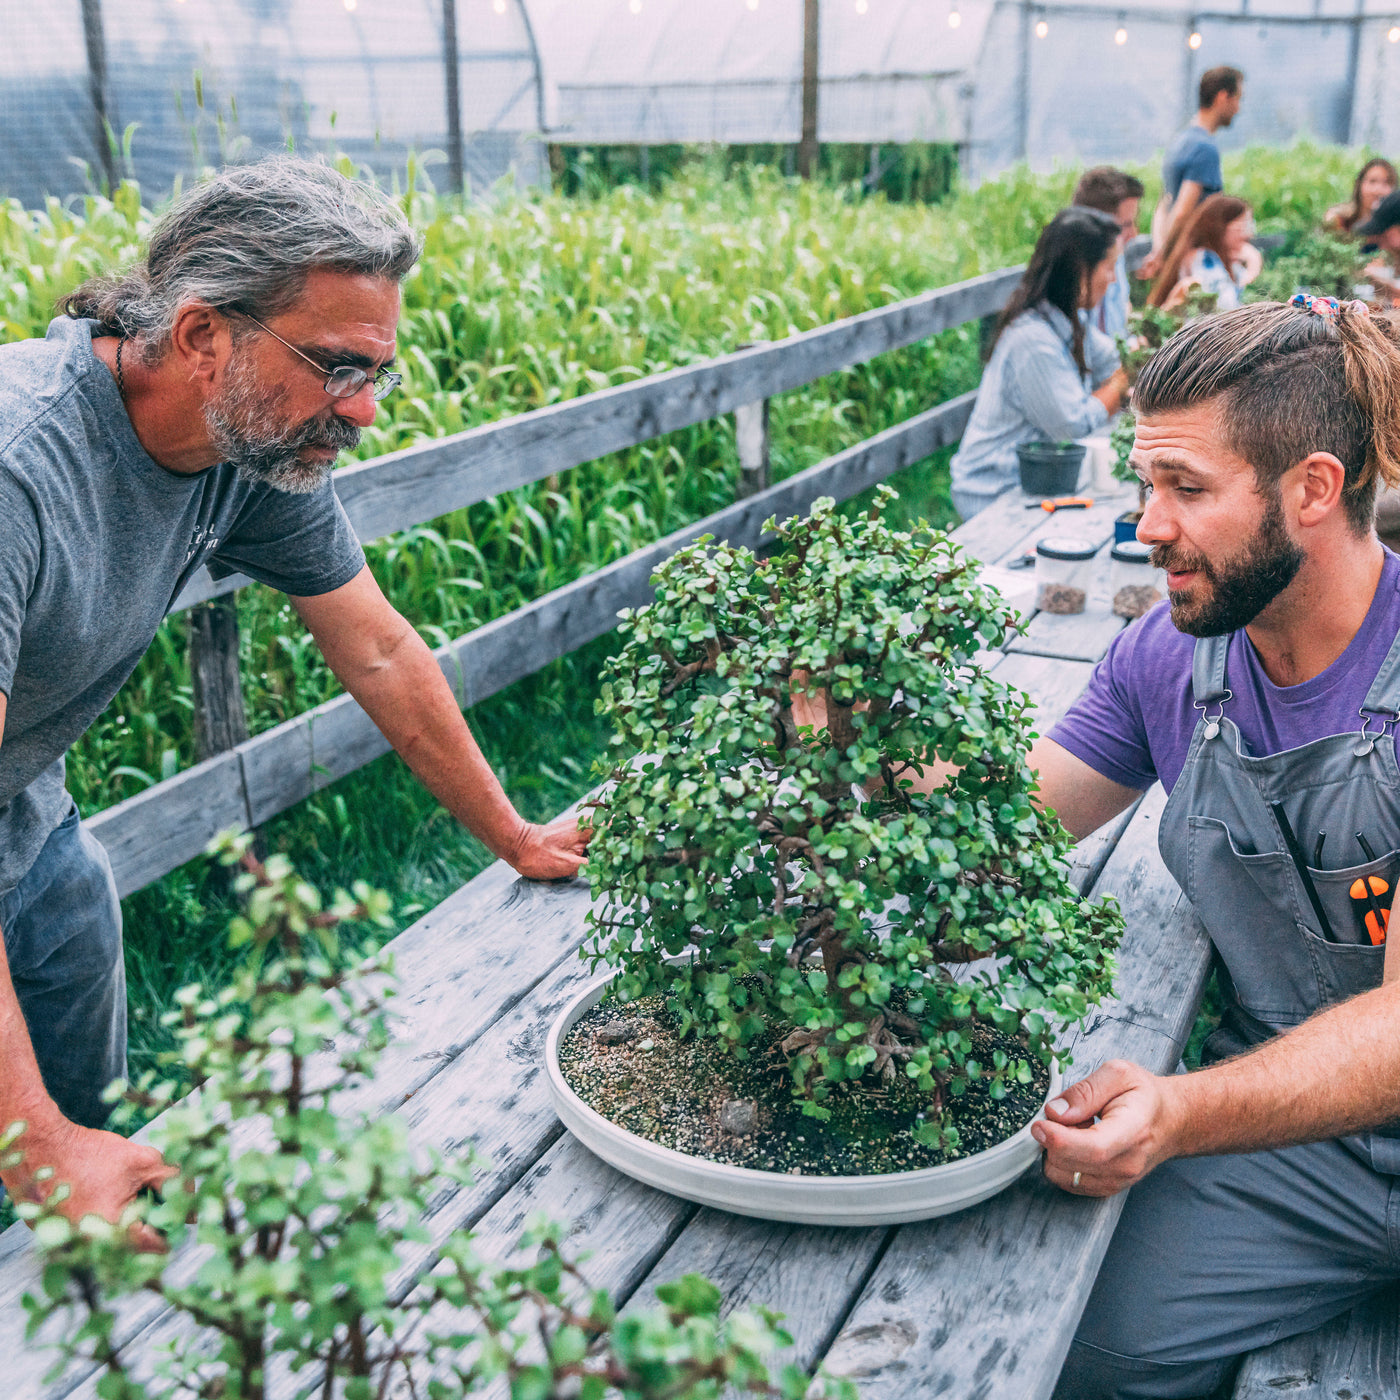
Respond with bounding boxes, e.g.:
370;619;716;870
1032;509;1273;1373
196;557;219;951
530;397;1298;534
1302;852;1395;999
1186;815;1320;1022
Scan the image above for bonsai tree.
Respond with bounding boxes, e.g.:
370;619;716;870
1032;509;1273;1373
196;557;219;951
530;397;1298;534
12;835;852;1400
585;493;1122;1150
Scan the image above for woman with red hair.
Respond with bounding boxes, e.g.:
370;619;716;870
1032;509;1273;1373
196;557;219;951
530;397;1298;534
1149;194;1260;312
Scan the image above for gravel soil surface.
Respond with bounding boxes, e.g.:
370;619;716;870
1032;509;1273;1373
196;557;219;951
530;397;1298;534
558;993;1051;1176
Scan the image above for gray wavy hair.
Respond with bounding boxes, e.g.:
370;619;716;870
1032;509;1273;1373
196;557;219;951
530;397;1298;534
60;156;422;364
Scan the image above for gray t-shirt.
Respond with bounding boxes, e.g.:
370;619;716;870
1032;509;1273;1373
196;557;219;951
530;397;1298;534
0;316;366;893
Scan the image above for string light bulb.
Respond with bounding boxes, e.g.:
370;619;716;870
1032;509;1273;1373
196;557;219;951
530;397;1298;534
493;0;506;10
629;0;642;11
1188;30;1202;48
746;0;759;9
1035;17;1048;37
855;0;868;10
1114;23;1127;44
343;0;356;11
948;5;962;26
1391;23;1400;40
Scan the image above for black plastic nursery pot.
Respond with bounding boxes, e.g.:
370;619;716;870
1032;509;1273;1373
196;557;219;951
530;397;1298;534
1017;441;1086;497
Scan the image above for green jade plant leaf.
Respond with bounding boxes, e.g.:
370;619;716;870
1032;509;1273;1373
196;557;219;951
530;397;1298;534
12;834;853;1400
586;492;1123;1150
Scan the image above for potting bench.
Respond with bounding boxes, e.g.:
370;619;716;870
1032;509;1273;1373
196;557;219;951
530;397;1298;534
0;483;1302;1399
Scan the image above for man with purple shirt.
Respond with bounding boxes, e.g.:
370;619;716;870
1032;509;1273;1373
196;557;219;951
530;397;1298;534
1019;298;1400;1399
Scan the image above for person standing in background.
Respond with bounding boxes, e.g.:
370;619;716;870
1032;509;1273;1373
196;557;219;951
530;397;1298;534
1148;67;1245;275
1073;167;1146;339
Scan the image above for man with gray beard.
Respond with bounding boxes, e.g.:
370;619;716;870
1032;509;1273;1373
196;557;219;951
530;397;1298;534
0;157;589;1247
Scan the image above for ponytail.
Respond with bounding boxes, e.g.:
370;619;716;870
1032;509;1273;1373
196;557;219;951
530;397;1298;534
1336;305;1400;497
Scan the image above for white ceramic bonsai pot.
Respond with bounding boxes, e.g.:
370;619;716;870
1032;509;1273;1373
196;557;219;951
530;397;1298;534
545;967;1061;1227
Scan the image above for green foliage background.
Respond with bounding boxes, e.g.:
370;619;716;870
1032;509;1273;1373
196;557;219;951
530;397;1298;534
0;138;1368;1097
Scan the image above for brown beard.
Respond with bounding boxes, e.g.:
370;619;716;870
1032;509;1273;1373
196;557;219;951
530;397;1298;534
1151;488;1305;637
204;348;360;495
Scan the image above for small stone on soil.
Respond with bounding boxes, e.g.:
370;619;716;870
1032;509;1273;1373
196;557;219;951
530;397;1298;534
595;1019;635;1046
719;1098;758;1136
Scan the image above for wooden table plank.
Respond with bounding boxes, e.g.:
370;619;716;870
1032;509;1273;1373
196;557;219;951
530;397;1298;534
1233;1286;1400;1399
817;789;1212;1400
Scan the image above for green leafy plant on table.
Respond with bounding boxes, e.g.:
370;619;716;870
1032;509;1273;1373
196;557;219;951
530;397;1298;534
585;493;1122;1152
11;833;851;1400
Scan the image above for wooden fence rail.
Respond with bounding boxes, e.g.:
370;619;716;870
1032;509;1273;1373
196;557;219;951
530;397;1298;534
89;232;1269;896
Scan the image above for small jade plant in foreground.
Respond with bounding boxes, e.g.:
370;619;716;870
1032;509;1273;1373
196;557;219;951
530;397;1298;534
586;493;1123;1150
12;834;852;1400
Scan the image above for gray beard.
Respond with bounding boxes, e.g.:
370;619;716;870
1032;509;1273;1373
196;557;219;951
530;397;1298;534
205;352;361;495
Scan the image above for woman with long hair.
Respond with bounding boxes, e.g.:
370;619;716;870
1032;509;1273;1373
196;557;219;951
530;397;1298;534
950;207;1128;519
1149;194;1258;311
1325;157;1398;236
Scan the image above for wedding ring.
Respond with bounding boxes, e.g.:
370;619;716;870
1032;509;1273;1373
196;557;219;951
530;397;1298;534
1072;1171;1082;1188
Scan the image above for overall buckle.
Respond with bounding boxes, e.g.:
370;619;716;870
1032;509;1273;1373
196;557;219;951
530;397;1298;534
1355;708;1399;757
1193;690;1233;742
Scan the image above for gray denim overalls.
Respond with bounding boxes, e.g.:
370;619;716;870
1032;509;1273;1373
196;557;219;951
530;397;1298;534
1158;630;1400;1173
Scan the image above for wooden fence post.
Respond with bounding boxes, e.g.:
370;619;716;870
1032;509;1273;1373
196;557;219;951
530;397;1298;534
189;596;250;759
734;359;772;500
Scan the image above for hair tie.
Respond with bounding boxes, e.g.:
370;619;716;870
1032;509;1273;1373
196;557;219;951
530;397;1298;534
1290;291;1370;320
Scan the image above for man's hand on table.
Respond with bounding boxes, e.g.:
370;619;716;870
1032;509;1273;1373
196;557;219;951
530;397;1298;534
1032;1059;1185;1197
504;813;592;880
2;1116;177;1253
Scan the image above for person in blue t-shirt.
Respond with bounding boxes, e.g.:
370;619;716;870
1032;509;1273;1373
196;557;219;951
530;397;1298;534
1148;66;1244;278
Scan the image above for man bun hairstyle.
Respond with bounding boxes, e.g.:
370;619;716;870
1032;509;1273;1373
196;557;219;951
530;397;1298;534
1134;300;1400;533
1073;167;1146;214
1199;65;1243;109
60;156;422;365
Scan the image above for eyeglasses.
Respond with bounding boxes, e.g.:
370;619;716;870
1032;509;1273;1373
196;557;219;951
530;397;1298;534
235;313;402;401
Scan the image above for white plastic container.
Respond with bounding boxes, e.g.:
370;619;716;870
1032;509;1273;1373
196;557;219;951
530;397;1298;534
1110;539;1166;619
1034;536;1098;615
544;968;1061;1227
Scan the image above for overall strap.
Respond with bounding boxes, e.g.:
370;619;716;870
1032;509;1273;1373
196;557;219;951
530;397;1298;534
1191;634;1231;705
1362;624;1400;717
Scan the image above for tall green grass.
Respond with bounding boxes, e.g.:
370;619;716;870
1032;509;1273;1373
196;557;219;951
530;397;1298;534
0;141;1366;1093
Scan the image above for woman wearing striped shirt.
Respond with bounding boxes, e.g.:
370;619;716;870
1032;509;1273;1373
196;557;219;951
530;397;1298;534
950;208;1129;520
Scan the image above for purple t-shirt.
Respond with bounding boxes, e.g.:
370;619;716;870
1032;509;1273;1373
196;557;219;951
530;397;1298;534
1050;549;1400;793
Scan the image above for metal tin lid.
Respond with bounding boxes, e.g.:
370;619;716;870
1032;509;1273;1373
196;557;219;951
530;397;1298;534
1035;536;1099;562
1110;539;1155;564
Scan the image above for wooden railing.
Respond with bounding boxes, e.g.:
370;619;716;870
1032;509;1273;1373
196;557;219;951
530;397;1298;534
92;232;1264;897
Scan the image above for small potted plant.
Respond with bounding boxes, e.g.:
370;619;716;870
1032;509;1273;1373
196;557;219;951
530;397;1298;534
547;493;1123;1225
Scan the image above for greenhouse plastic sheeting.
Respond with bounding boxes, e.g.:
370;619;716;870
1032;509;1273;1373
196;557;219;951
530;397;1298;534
0;0;546;206
530;0;987;145
7;0;1400;205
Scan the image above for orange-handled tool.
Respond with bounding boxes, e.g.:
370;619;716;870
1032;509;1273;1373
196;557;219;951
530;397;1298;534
1023;496;1095;513
1353;833;1393;946
1349;874;1390;945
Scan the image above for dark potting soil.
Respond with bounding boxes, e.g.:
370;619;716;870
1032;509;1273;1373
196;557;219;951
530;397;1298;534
558;993;1051;1177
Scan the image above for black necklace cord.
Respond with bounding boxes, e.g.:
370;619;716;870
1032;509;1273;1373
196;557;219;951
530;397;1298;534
115;335;127;402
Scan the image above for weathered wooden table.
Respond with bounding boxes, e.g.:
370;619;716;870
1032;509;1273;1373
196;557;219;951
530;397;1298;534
0;485;1218;1399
